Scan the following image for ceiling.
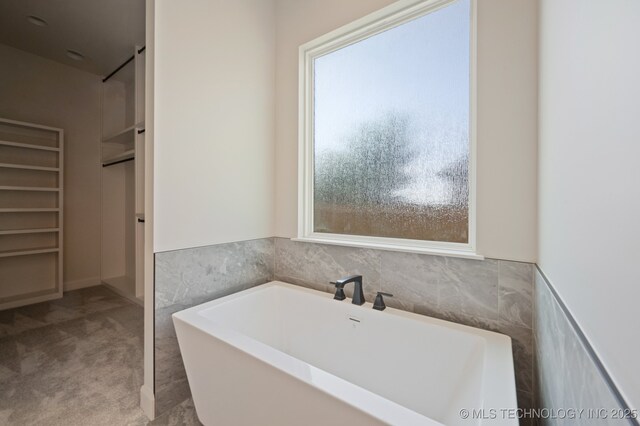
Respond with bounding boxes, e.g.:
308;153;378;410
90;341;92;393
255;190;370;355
0;0;145;76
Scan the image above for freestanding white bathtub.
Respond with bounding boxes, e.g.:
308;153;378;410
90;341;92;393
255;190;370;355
173;282;517;425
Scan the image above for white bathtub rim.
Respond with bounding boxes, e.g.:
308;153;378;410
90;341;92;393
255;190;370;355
175;281;512;342
173;281;517;425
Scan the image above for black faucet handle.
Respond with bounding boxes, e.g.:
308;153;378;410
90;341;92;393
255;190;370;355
330;282;346;301
373;292;393;311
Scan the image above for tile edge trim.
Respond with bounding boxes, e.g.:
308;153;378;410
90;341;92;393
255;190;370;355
535;265;639;425
154;236;275;254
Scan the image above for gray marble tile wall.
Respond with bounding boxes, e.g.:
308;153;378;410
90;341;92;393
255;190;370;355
154;235;538;419
533;269;631;426
273;237;536;413
154;237;636;424
154;238;274;417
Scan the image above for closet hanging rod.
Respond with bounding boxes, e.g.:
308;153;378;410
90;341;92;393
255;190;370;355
103;55;133;82
103;157;134;168
102;45;146;83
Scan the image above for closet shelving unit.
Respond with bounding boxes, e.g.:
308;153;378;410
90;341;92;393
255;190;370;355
0;118;63;310
101;46;145;304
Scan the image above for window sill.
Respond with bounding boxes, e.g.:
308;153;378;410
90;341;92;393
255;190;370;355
292;235;484;260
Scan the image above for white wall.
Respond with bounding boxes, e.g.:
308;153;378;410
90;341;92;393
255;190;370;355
153;0;537;259
476;0;538;261
274;0;538;262
538;0;640;410
0;43;102;289
153;0;276;253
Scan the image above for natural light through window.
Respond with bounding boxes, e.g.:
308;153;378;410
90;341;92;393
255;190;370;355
300;0;474;253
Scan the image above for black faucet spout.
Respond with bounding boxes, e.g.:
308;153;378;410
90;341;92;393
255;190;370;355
331;275;365;306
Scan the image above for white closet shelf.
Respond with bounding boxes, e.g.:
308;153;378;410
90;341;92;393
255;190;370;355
0;228;59;235
0;186;60;192
0;140;60;152
0;247;59;258
102;149;135;166
0;117;63;310
0;163;59;172
102;121;145;143
0;288;59;305
102;125;135;143
0;208;59;212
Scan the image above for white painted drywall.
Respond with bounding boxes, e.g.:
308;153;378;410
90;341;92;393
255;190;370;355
538;0;640;409
274;0;539;262
141;1;155;417
153;0;276;253
153;0;537;259
0;43;102;289
475;0;538;261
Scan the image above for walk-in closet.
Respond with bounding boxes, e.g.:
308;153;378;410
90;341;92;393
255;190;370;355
0;5;149;420
0;0;147;309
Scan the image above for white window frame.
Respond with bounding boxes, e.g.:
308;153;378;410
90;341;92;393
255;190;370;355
296;0;480;259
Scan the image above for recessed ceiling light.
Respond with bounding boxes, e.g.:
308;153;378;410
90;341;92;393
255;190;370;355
66;50;84;61
26;15;48;27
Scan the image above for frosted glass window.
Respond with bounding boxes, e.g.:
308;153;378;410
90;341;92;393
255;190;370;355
312;0;470;243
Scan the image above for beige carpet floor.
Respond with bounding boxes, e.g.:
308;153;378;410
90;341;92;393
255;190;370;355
0;286;148;425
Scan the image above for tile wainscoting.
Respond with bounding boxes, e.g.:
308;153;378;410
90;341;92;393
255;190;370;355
273;237;536;414
534;269;635;426
154;238;274;416
154;236;536;419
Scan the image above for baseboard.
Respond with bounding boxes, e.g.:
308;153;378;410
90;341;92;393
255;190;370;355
140;384;155;420
63;277;101;291
102;281;144;307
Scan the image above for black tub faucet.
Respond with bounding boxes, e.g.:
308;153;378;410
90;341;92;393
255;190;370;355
373;292;394;311
331;275;365;306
